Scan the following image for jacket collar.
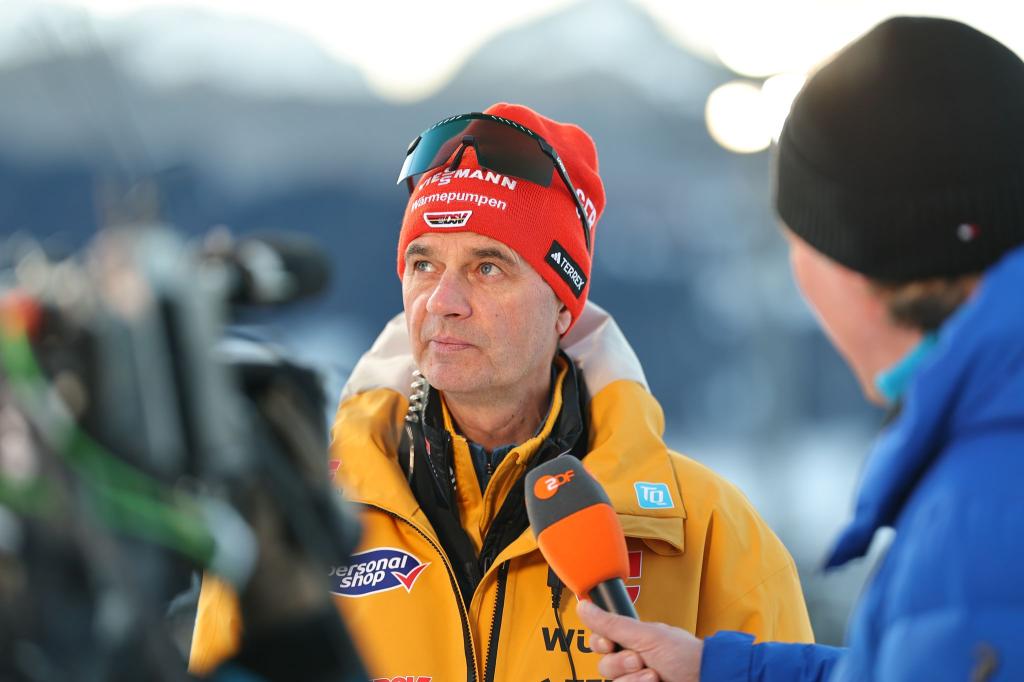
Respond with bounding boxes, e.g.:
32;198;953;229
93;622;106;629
583;378;687;552
339;301;649;405
420;354;585;471
333;302;687;556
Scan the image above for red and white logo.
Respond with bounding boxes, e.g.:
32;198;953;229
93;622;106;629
372;677;432;682
575;187;597;229
626;550;642;603
424;210;472;228
328;459;340;481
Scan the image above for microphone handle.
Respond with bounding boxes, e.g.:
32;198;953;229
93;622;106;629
590;578;638;619
589;578;638;652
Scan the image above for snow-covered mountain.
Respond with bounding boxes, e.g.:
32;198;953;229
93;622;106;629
1;1;372;99
0;0;865;437
0;0;737;201
452;0;727;118
106;6;372;100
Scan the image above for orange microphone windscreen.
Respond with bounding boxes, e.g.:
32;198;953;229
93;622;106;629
525;455;629;597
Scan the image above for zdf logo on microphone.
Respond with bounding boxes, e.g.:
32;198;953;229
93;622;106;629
534;469;576;500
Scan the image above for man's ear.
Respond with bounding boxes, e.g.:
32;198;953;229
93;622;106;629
556;304;572;336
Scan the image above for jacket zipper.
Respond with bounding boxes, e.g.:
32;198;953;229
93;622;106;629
365;504;479;682
483;561;511;682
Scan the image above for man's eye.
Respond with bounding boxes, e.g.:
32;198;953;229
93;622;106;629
413;260;433;272
479;262;501;276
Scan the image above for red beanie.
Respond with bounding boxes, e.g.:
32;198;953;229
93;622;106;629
397;103;605;329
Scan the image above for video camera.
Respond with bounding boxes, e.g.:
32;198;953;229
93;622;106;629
0;224;363;682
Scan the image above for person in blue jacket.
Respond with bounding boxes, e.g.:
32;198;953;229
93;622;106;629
576;15;1024;682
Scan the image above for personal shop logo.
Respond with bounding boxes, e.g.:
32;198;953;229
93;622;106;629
329;547;430;597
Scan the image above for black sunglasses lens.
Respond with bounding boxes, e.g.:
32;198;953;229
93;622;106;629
398;118;472;184
398;117;555;188
470;120;554;187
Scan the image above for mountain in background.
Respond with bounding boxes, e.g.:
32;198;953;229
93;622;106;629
0;0;874;439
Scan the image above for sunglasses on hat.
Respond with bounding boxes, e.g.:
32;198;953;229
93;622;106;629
397;112;593;252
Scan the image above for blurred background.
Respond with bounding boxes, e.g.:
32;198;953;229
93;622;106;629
3;0;1018;646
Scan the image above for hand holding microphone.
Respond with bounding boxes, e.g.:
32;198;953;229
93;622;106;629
526;456;703;682
576;601;703;682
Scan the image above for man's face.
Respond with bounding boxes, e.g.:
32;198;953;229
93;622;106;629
402;232;571;401
786;229;913;405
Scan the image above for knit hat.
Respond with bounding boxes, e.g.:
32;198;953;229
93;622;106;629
775;17;1024;281
397;103;605;328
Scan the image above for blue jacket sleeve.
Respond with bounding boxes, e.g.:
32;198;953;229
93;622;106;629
701;631;844;682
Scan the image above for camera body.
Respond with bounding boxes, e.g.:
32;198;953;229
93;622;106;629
0;225;361;682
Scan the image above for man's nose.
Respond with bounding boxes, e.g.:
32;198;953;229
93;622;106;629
425;270;472;318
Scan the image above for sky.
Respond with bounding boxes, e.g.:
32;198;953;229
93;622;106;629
6;0;1023;153
13;0;1023;100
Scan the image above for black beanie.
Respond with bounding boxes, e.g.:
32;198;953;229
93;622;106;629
775;16;1024;281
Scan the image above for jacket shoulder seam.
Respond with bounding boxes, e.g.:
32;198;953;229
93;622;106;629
706;560;798;625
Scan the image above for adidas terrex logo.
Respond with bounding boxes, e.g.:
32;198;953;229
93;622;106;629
546;241;586;297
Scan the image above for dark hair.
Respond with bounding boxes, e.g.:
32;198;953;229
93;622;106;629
871;275;980;332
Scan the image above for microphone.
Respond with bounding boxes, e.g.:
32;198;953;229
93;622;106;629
201;232;329;305
525;455;638;619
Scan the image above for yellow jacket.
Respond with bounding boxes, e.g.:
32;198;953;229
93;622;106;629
190;302;813;681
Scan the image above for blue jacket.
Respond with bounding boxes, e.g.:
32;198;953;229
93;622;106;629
702;245;1024;682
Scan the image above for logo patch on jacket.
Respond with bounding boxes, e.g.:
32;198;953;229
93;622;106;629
634;482;673;509
329;547;430;597
372;677;432;682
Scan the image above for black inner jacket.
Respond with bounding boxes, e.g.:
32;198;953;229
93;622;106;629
399;350;590;604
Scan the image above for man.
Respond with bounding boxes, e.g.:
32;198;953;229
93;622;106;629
578;16;1024;682
189;103;814;681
